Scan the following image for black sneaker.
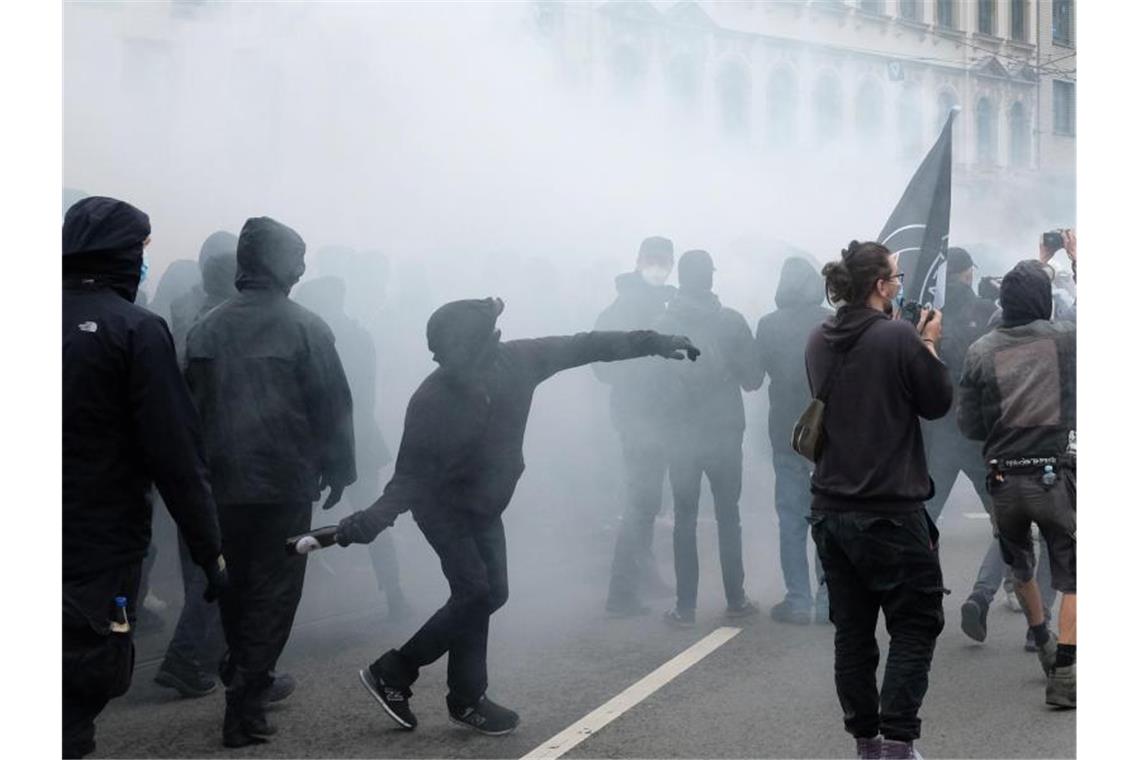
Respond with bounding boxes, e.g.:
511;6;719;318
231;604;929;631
960;596;989;643
358;667;417;729
1024;628;1039;652
663;607;695;628
448;695;519;736
770;599;811;625
725;598;760;619
154;661;217;698
254;671;295;705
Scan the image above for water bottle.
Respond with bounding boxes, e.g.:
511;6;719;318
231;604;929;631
1041;465;1056;487
109;596;130;633
1067;430;1077;456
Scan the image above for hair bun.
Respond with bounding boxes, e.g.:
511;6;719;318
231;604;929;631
841;240;861;262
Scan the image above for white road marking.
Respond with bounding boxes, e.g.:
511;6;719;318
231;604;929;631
520;626;742;759
963;512;990;519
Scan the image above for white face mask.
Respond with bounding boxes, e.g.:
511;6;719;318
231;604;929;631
640;266;670;287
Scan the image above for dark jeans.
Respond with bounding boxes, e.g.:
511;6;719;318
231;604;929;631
810;509;946;743
377;513;508;706
63;562;142;759
668;431;746;611
162;532;226;674
772;450;825;606
217;503;311;678
607;434;667;606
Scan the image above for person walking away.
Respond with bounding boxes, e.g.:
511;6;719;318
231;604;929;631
63;197;227;758
184;216;356;747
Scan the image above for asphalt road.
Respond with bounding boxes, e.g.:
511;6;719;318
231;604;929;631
93;478;1075;759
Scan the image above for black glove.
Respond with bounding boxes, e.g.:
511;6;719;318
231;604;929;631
655;334;701;362
319;475;346;511
336;507;390;547
202;554;229;603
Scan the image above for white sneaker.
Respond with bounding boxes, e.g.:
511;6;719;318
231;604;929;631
1004;588;1022;613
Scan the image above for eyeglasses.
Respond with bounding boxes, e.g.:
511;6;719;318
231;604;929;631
885;272;905;283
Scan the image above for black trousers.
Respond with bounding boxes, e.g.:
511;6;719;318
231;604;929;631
377;513;508;707
62;562;142;759
668;431;746;611
162;532;226;674
809;509;946;743
217;503;310;678
606;433;667;606
924;431;991;523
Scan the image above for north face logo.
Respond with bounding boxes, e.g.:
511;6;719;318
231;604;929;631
78;321;98;333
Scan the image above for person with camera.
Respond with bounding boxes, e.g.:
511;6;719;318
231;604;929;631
804;240;953;760
957;251;1077;709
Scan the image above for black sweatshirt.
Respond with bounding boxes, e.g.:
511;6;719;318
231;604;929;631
804;307;953;513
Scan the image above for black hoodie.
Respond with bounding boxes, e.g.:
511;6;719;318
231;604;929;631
592;271;677;440
170;232;239;359
184;217;356;505
754;257;833;453
63;197;221;581
805;306;953;512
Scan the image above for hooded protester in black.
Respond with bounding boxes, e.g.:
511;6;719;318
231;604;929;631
184;216;356;747
170;231;238;359
335;298;698;730
654;250;761;621
62;197;224;759
754;256;833;621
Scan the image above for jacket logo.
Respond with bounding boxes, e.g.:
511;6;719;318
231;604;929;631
78;321;98;333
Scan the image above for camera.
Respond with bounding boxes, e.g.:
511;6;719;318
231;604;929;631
899;299;923;327
978;275;1002;301
1042;230;1065;254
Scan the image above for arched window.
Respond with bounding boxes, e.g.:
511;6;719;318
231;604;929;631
812;73;842;146
1009;101;1029;167
665;54;700;115
855;79;884;148
898;85;923;157
717;62;751;137
976;97;995;165
766;68;797;148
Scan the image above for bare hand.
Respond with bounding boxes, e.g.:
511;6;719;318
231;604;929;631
918;307;942;344
1062;228;1076;263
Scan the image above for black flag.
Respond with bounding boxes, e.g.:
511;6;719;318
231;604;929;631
878;108;957;308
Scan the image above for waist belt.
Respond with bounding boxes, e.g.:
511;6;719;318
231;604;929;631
990;454;1074;474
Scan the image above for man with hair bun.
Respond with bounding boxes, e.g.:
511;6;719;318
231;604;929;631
805;240;952;760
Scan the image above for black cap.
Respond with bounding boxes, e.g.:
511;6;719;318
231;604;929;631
677;249;715;291
637;236;674;263
945;247;975;276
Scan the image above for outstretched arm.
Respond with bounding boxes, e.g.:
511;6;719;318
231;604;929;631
515;330;699;385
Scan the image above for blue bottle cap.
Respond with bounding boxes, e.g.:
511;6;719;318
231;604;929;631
114;595;128;607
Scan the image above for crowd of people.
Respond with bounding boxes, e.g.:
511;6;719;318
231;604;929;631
62;192;1076;760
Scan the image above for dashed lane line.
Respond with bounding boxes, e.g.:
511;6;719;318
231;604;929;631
520;626;742;760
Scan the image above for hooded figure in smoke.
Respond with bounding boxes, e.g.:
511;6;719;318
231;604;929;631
62;197;226;759
184;216;356;748
335;298;699;735
753;256;833;625
153;231;240;701
594;236;677;617
655;250;763;626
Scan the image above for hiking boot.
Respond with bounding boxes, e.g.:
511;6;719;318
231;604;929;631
358;666;416;729
260;671;295;704
726;598;760;619
448;695;520;736
880;738;924;759
855;735;882;759
222;672;275;748
663;607;696;628
770;599;811;625
1036;631;1058;676
154;659;217;698
1045;664;1076;708
959;595;989;643
605;597;651;618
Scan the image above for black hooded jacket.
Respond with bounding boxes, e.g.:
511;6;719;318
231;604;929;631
364;298;680;526
805;306;953;513
656;288;761;440
958;261;1076;461
170;231;239;360
592;272;677;440
184;217;356;505
62;197;222;581
754;257;833;453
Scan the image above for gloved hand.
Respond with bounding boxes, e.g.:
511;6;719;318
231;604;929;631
319;474;346;511
336;508;389;547
655;334;701;362
202;554;229;603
